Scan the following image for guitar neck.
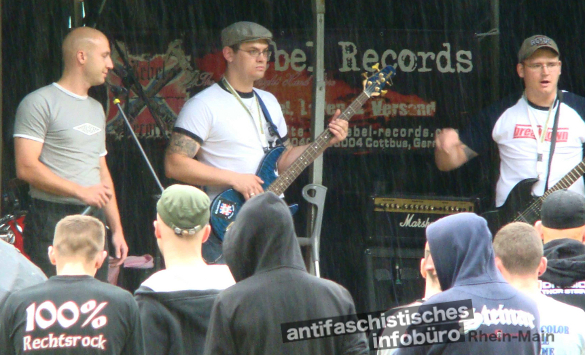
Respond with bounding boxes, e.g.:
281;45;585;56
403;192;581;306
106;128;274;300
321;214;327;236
267;91;371;195
546;159;585;194
533;159;585;208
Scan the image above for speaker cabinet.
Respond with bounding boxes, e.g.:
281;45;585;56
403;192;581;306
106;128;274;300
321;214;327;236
364;247;425;312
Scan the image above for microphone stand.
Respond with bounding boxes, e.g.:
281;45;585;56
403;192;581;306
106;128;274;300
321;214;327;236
112;89;165;272
114;96;165;194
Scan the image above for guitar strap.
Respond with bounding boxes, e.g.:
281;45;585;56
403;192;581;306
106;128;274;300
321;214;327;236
544;90;563;191
254;90;286;148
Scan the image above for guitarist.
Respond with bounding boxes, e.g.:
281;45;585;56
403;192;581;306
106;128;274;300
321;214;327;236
164;22;348;264
435;35;585;212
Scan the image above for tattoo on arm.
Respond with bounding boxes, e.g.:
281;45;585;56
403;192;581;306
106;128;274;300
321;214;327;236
166;132;199;158
463;145;478;160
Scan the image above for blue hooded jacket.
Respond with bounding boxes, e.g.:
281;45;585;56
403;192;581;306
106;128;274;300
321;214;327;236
397;213;541;354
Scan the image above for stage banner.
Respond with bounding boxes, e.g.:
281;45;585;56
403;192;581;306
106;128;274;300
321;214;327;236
105;30;483;155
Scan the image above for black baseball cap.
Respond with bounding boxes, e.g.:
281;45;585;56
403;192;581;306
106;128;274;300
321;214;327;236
541;190;585;229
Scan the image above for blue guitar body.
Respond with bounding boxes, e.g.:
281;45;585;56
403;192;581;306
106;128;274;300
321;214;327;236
209;146;299;241
209;64;397;242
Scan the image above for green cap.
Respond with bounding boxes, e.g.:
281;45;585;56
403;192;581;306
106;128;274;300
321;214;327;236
518;35;559;63
221;21;272;48
156;184;210;236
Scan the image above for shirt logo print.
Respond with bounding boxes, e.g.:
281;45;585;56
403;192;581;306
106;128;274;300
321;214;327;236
513;124;568;142
73;123;102;136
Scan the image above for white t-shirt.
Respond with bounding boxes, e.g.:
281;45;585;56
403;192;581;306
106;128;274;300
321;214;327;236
174;83;287;199
492;95;585;206
532;293;585;355
141;264;235;292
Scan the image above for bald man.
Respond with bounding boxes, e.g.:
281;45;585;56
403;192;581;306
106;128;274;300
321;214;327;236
13;27;127;281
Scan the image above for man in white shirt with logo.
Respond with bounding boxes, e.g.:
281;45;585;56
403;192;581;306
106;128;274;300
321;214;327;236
435;35;585;208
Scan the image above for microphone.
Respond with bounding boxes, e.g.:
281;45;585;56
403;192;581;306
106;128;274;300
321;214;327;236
110;85;128;97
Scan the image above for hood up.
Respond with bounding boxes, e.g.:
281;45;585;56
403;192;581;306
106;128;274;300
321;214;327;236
541;238;585;287
426;213;505;291
223;192;306;282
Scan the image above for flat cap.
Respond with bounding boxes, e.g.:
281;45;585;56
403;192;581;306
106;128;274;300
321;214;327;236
221;21;272;47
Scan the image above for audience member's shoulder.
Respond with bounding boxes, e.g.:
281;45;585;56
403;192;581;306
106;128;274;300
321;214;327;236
305;274;355;300
2;280;48;306
538;293;585;315
138;265;235;293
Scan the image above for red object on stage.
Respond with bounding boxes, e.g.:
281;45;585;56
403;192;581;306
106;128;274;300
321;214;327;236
0;214;28;259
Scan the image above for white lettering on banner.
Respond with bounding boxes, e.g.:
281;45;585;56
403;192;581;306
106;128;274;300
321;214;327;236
338;42;473;73
325;125;438;150
270;40;473;74
399;214;432;228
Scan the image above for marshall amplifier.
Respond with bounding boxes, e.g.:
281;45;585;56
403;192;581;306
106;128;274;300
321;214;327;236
367;195;479;248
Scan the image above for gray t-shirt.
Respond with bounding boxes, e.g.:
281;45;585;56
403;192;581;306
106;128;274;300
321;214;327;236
13;83;107;204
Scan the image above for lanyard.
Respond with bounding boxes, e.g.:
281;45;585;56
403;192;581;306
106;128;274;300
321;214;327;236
524;93;557;178
222;77;269;149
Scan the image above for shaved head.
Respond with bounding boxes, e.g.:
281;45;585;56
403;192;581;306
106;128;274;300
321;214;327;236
62;27;108;67
59;27;113;88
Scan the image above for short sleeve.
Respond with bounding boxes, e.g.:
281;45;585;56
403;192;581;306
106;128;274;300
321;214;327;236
13;92;51;143
173;97;213;145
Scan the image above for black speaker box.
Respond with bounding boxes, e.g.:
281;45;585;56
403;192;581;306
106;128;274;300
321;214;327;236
364;247;425;313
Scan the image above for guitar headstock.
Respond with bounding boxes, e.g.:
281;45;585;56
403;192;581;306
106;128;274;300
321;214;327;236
362;63;396;97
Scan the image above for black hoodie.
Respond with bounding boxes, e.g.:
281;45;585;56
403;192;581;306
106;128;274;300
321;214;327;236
540;238;585;310
203;192;369;355
134;266;234;355
397;213;540;355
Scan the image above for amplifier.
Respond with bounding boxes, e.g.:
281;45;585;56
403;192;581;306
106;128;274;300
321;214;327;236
367;195;479;247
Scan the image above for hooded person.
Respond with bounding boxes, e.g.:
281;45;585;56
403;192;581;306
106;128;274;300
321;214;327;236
536;189;585;311
203;191;369;355
134;184;235;355
396;213;540;355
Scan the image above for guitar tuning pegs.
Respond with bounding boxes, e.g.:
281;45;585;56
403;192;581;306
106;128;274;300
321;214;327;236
381;90;388;96
361;72;369;79
372;63;380;72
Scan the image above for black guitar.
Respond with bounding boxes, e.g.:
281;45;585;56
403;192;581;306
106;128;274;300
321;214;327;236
482;158;585;234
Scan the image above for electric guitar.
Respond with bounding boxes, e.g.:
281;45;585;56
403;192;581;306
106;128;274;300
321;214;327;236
210;64;397;241
482;157;585;234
